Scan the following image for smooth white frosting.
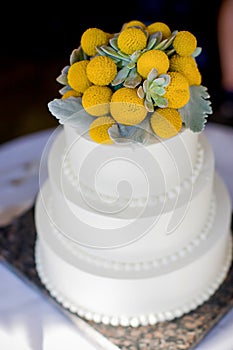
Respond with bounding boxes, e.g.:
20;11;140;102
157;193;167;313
34;125;232;326
46;129;214;262
64;124;199;200
63;141;204;207
35;174;232;326
45;193;217;271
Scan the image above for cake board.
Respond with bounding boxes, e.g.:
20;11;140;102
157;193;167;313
0;205;233;350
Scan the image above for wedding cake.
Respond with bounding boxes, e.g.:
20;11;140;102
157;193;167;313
34;19;232;327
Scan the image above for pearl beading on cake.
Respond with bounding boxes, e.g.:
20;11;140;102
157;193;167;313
35;235;232;327
47;194;216;272
63;143;204;208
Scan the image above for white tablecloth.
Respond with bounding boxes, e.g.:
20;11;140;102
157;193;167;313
0;123;232;350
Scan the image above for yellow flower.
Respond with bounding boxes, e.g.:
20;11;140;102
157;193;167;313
89;116;115;144
106;32;114;40
137;50;170;78
117;27;147;55
81;28;109;56
110;87;147;125
164;72;190;108
122;20;146;30
146;22;171;39
61;89;82;99
82;85;113;116
173;31;197;56
86;56;117;86
150;108;182;138
169;54;202;85
67;60;92;93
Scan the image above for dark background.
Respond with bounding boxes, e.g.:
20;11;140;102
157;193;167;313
0;0;226;144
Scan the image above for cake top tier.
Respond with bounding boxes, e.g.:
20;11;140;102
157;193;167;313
48;19;212;145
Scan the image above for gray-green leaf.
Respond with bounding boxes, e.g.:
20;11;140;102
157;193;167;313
48;97;94;129
179;85;212;132
70;46;87;65
111;66;130;86
124;68;142;88
56;65;69;85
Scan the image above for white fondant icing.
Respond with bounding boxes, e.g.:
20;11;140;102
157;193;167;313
45;193;216;271
34;124;233;327
45;128;215;261
35;227;232;327
64;124;199;199
35;172;232;279
63;142;204;207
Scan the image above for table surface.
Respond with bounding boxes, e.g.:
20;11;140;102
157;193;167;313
0;123;232;350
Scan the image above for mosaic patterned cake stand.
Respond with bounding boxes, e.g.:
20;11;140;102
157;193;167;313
0;205;233;350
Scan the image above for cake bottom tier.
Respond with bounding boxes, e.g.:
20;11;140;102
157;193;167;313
34;174;232;327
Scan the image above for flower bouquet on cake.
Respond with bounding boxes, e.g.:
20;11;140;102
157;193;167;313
48;19;212;145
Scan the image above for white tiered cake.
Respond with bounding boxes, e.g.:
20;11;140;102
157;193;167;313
34;19;232;327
